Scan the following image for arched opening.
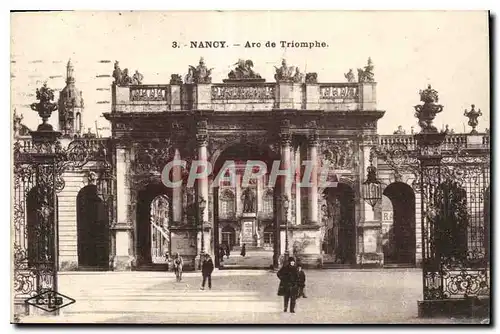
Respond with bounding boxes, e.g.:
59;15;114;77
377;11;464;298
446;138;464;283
27;186;56;267
213;142;279;269
263;225;274;250
136;183;171;268
383;182;416;265
75;112;81;134
221;225;236;250
219;189;236;220
76;185;110;269
150;194;170;264
322;183;356;265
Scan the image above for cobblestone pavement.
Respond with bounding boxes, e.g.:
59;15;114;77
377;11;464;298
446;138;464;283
19;269;488;324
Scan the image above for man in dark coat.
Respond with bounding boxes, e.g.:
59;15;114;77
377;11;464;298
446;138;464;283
240;244;246;257
201;253;214;290
277;257;300;313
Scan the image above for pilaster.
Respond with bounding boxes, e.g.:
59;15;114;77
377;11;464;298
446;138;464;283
113;143;135;270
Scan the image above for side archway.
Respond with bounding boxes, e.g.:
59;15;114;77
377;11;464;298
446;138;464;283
383;182;416;265
322;183;356;265
136;183;171;267
76;185;110;269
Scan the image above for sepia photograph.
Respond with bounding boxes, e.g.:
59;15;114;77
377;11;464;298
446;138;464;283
10;10;491;324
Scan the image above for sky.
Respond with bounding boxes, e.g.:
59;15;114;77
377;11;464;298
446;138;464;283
10;11;490;135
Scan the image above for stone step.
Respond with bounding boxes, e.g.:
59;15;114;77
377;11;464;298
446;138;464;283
321;263;354;269
231;245;267;252
60;289;280;314
61;300;280;314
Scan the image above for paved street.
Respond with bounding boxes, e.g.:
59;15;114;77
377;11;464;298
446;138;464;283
19;269;487;324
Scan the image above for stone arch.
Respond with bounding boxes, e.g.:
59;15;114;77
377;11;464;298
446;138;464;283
322;183;356;265
382;182;416;265
76;184;110;269
135;183;172;267
211;141;279;175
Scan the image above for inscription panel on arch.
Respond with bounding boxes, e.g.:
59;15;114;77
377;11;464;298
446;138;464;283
211;85;275;100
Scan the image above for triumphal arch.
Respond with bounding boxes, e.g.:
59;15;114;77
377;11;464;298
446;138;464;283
101;57;383;270
13;57;490;281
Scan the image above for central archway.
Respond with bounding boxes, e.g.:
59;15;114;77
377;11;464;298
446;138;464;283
212;142;279;269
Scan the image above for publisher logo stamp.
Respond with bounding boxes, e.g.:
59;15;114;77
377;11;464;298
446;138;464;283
25;290;75;312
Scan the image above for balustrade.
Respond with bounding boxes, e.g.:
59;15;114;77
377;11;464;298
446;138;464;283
129;85;169;102
319;83;360;102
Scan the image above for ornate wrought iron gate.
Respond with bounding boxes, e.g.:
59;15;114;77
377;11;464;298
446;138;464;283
13;141;63;314
13;84;114;318
420;145;490;300
376;85;490;315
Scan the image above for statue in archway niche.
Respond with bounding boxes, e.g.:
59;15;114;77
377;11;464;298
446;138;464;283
241;187;256;213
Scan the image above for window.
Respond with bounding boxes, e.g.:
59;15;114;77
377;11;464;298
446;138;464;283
262;189;273;216
220;189;235;219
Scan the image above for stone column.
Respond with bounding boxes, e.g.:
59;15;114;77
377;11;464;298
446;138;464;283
307;132;319;224
196;121;209;264
359;139;383;267
196;125;209;223
280;132;293;225
362;145;375;221
294;145;301;225
256;177;262;247
172;148;182;222
113;145;134;270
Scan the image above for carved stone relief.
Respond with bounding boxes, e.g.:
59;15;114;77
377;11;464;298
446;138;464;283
321;140;355;170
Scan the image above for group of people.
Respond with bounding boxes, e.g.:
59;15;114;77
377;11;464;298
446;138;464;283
218;243;248;261
218;244;231;262
166;251;308;314
166;252;214;290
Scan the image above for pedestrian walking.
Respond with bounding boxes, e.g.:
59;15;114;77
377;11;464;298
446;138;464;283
164;252;171;272
240;244;246;257
277;257;300;313
297;265;307;298
226;244;231;258
173;252;184;282
200;253;214;290
219;246;225;263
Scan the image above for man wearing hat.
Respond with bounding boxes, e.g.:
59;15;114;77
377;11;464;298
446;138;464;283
276;257;300;313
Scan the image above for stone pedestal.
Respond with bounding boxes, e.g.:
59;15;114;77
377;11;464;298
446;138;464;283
418;297;490;318
240;213;257;246
170;227;198;271
358;220;384;268
112;226;134;271
360;82;377;111
170;84;182;111
195;84;212;110
276;83;302;109
280;224;322;269
305;84;320;110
